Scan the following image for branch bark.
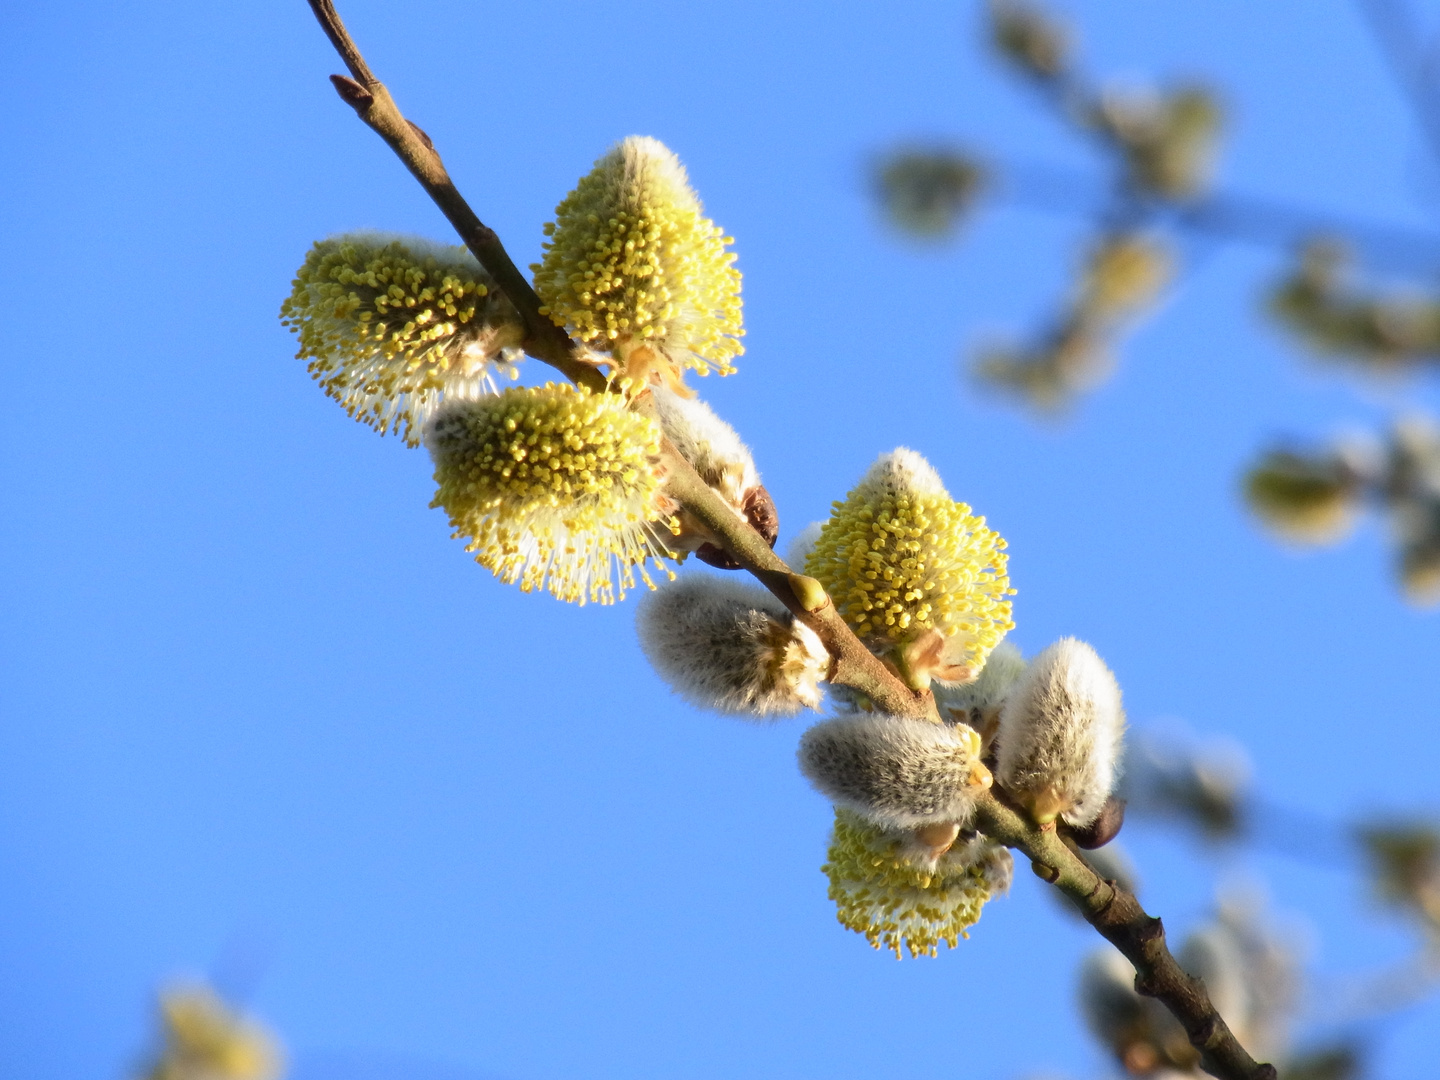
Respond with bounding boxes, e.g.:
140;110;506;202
300;4;1277;1077
974;790;1277;1080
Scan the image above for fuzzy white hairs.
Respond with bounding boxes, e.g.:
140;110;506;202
797;714;991;831
934;640;1028;745
995;637;1125;827
636;575;828;718
650;388;777;566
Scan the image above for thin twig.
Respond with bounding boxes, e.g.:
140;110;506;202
304;0;607;392
300;5;1276;1076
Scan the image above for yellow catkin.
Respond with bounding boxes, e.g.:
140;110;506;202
144;986;283;1080
428;383;677;605
805;451;1015;674
823;809;998;959
531;136;742;386
280;233;523;446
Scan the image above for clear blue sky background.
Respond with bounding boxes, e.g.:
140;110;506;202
4;1;1440;1077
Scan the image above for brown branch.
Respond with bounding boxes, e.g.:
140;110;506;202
973;791;1277;1080
301;5;1270;1075
304;0;606;392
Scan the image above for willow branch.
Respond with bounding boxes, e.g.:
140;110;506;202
304;0;606;392
302;4;1269;1071
974;791;1276;1080
656;443;939;720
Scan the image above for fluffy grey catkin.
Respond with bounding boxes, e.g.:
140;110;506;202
797;714;990;830
636;575;827;718
995;637;1125;827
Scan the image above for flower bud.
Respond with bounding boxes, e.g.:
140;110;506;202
636;575;828;717
996;637;1125;827
823;808;1011;958
531;136;742;392
1244;448;1363;544
805;449;1014;688
143;984;283;1080
798;714;990;831
649;387;778;566
933;639;1027;737
989;0;1071;79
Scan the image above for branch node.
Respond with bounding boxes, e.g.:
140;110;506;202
329;73;373;109
1134;915;1165;943
1087;875;1117;916
1189;1014;1220;1048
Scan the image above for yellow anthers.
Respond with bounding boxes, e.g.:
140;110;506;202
823;808;1002;959
805;449;1014;685
531;136;743;390
280;233;524;446
143;985;283;1080
426;383;677;606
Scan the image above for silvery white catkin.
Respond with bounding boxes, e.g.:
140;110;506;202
650;387;759;511
933;640;1028;724
996;637;1125;827
797;714;990;830
635;575;828;718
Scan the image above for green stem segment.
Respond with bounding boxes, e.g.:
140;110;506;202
303;5;1275;1077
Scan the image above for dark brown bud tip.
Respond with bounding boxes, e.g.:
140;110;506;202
329;74;374;109
693;485;779;570
744;484;780;549
1066;796;1126;849
695;543;740;570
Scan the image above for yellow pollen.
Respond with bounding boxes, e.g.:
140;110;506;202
428;383;677;605
531;136;743;388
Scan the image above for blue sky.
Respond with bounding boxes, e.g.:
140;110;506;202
4;1;1440;1078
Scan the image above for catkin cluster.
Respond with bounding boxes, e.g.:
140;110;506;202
284;135;1134;966
282;140;762;610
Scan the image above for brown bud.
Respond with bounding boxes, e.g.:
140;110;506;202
329;74;374;109
1065;796;1126;849
695;484;780;569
